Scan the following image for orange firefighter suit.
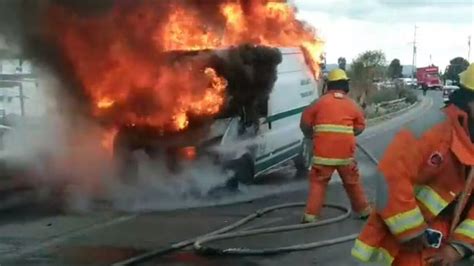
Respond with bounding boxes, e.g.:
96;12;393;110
301;90;371;221
352;104;474;265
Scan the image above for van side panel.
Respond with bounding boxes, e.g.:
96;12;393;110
254;49;318;175
270;52;317;116
277;52;303;73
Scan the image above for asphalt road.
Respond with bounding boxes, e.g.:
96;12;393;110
0;91;472;266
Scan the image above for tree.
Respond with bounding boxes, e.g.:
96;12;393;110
338;57;346;70
387;59;403;79
347;50;386;107
348;50;386;82
445;57;469;84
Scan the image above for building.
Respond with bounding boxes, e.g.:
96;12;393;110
0;58;47;123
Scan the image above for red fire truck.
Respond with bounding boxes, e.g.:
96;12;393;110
416;65;442;90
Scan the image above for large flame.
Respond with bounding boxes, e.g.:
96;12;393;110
159;2;324;74
45;0;324;147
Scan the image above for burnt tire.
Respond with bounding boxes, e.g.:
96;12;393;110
225;155;255;185
294;138;312;177
206;158;249;197
113;130;139;184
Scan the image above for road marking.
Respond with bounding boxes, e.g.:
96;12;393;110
3;214;137;260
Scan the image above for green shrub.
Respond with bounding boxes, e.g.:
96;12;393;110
369;88;398;104
369;86;418;105
399;88;418;104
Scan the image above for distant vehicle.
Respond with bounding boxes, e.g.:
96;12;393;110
114;47;317;187
445;79;454;86
397;78;417;88
442;85;459;103
381;81;395;89
416;66;442;90
401;78;417;87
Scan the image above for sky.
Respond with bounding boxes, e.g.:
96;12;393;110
293;0;474;70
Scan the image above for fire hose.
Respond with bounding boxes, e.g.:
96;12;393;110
113;142;379;265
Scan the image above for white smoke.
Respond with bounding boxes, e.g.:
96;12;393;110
0;67;378;212
0;69;116;211
0;68;242;211
104;154;232;211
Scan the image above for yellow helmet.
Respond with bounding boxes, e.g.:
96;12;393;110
327;68;349;82
459;63;474;91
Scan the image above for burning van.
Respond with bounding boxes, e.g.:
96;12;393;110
112;45;317;186
23;0;324;190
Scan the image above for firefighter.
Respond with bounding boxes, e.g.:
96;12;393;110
423;84;428;96
300;68;372;223
352;63;474;265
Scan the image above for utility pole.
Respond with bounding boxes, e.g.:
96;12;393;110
469;35;471;62
411;25;418;79
17;58;25;117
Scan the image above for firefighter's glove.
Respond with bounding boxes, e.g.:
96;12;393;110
400;234;430;252
425;244;463;266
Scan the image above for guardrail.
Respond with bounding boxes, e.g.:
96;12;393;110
375;97;406;108
367;97;410;119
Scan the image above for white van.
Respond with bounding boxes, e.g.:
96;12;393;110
214;47;318;184
114;47;319;187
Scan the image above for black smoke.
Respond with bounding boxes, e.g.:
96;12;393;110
163;44;282;131
210;44;282;130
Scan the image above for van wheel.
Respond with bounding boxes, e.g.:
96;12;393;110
113;130;139;184
226;156;255;185
294;154;310;177
294;139;312;177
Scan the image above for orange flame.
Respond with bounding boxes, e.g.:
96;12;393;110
46;1;324;134
101;128;118;154
97;98;115;109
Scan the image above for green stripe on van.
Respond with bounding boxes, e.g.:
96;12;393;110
265;105;308;123
256;140;301;162
255;145;301;173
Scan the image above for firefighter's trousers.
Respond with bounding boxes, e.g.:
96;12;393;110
305;162;370;217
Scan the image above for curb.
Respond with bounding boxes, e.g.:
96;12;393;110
367;99;421;126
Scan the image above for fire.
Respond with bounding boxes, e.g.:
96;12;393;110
221;4;246;36
161;7;221;51
101;128;118;154
173;113;189;131
158;1;324;75
45;0;324;135
189;68;227;114
170;67;226;130
97;98;115;109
